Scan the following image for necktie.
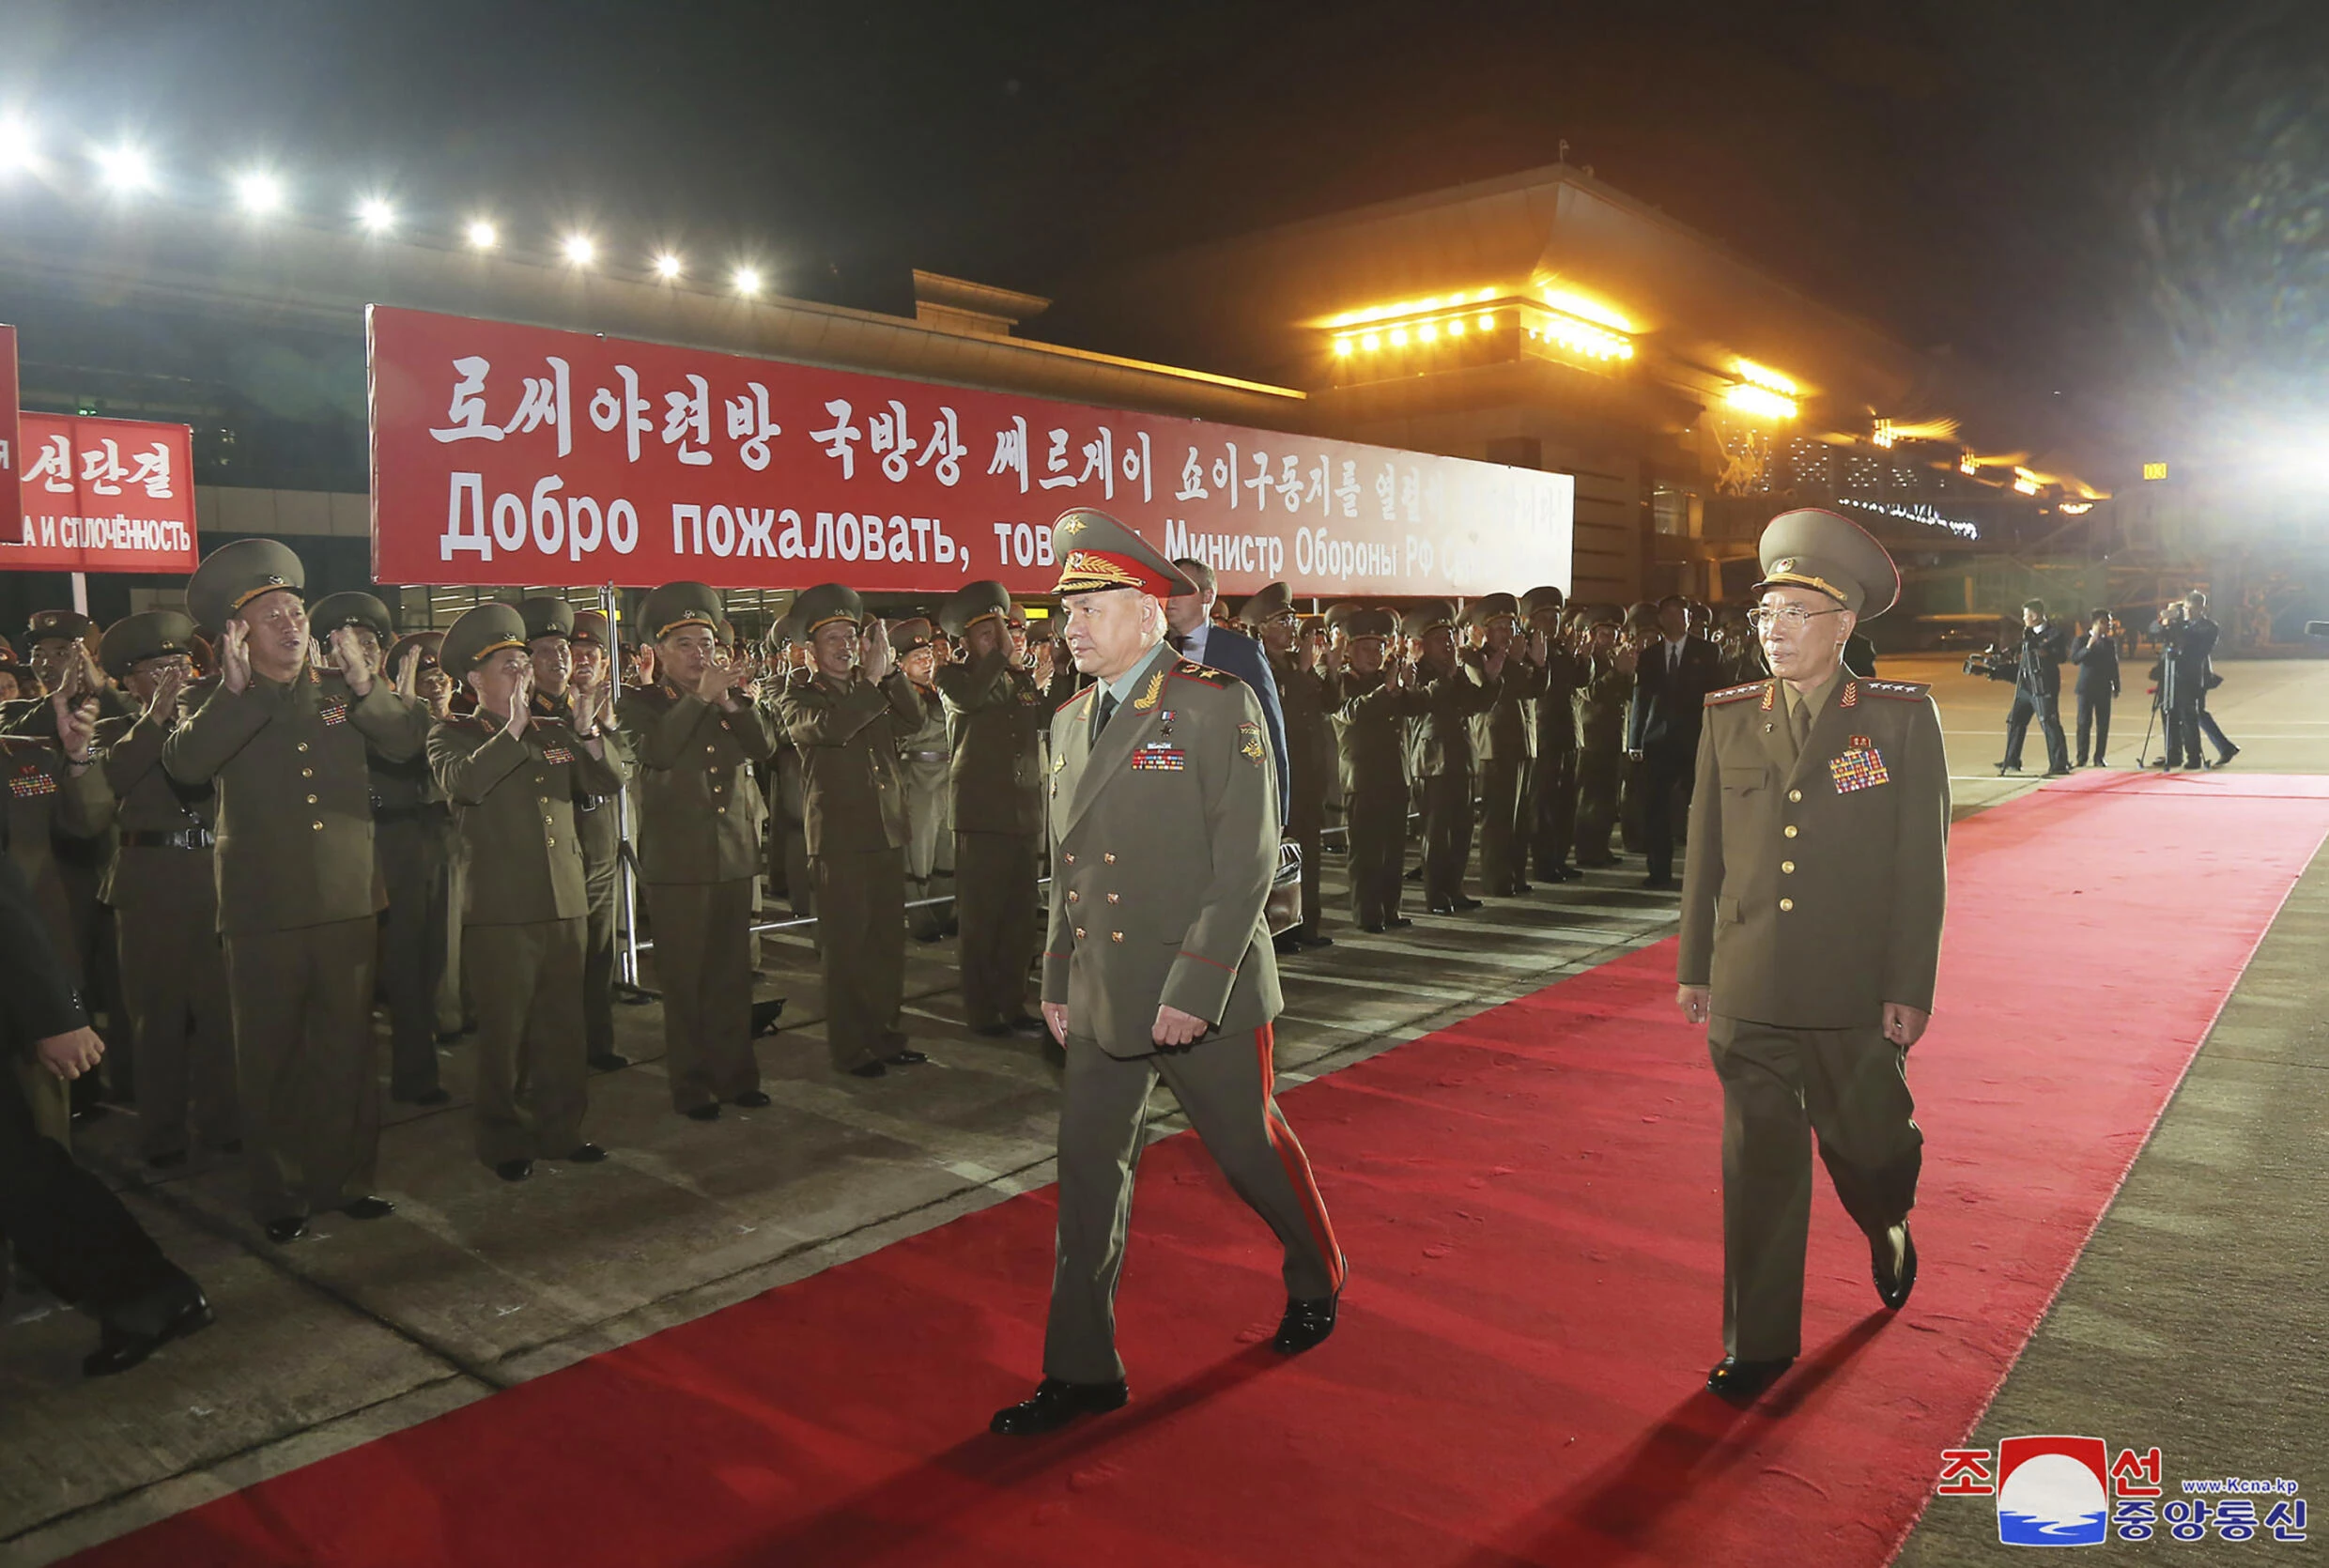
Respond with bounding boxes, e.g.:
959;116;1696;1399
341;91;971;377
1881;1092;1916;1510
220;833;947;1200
1167;632;1189;653
1092;688;1118;743
1789;693;1813;756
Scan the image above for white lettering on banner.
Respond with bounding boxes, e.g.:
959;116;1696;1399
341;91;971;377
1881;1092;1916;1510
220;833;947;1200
672;503;702;554
567;494;604;561
890;515;913;560
988;416;1029;494
862;510;887;561
431;358;504;443
588;366;654;462
779;510;808;559
1035;526;1054;566
1122;432;1153;502
26;435;72;493
531;476;565;555
1012;521;1036;566
492;491;527;553
870;401;918;482
443;474;489;560
834;511;862;561
663;375;712;467
705;503;736;558
1336;460;1360;518
725;383;782;470
1375;463;1396;521
125;442;175;499
919;408;965;486
80;440;123;496
1177;445;1208;501
1040;428;1074;491
1160;519;1286;580
1292;526;1400;584
22;514;196;552
607;499;639;554
933;523;958;564
506;358;573;456
811;402;861;479
738;504;777;558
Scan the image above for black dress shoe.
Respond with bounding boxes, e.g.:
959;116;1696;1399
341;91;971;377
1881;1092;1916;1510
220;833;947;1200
1386;915;1413;929
1642;874;1678;890
990;1376;1131;1436
84;1273;213;1377
341;1196;395;1221
1303;933;1334;950
2213;745;2241;768
1427;901;1457;915
398;1086;452;1108
684;1103;722;1121
731;1090;774;1108
146;1148;189;1170
1004;1014;1049;1038
1272;931;1303;955
1873;1222;1918;1309
883;1048;931;1066
1358;921;1384;933
1512;880;1534;895
566;1143;609;1163
587;1052;631;1072
1451;897;1483;913
496;1159;533;1183
1272;1270;1347;1355
847;1061;887;1078
1705;1355;1794;1401
750;999;787;1037
263;1216;308;1244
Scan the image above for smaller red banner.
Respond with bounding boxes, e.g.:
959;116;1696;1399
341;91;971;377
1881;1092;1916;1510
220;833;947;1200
0;325;20;547
3;412;199;575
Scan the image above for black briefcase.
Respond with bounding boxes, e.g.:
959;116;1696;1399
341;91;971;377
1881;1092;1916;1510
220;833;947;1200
1265;841;1303;936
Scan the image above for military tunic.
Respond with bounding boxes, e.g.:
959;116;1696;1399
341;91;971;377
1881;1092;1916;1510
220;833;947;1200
162;667;428;1224
896;678;954;940
1407;660;1498;910
1572;654;1633;866
1527;645;1585;879
1269;650;1339;940
615;683;780;1113
431;711;631;1165
1473;651;1545;896
778;670;922;1071
934;648;1048;1031
533;688;625;1061
1677;672;1949;1360
370;704;455;1099
1335;670;1427;930
1;737;110;1144
1038;641;1343;1383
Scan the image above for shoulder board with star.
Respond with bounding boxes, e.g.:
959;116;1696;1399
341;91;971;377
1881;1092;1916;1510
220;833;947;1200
1862;680;1932;700
1169;660;1232;687
1703;681;1769;707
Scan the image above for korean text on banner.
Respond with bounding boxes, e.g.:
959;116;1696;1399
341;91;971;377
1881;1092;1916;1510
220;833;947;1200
0;325;20;548
367;305;1573;596
4;413;198;575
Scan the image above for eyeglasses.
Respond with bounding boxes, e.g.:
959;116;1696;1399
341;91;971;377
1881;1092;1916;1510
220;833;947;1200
1747;606;1847;633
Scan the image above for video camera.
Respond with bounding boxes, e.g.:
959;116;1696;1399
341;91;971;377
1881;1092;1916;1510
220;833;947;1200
1963;644;2015;681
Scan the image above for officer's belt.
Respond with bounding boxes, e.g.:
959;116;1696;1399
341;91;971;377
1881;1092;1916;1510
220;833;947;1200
576;793;609;811
120;826;215;851
372;801;451;823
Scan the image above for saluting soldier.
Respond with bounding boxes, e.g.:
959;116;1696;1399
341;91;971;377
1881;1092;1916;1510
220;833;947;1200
1676;509;1949;1402
1334;606;1425;932
86;612;239;1167
1519;586;1584;884
1467;592;1544;898
1572;608;1638;868
522;600;629;1071
935;581;1049;1040
164;540;424;1241
616;582;779;1120
1242;581;1337;950
889;617;955;944
431;604;633;1181
992;509;1345;1437
1404;601;1500;914
777;584;929;1078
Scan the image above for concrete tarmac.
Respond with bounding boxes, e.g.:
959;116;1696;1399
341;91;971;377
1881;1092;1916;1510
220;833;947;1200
4;655;2322;1563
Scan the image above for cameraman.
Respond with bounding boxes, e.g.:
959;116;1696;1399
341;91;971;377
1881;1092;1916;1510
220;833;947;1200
2069;608;2121;766
2152;592;2237;769
1997;598;2071;776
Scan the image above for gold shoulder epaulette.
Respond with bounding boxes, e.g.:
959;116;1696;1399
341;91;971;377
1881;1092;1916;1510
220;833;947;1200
1169;660;1232;687
1704;682;1767;707
1864;680;1931;700
1055;685;1090;715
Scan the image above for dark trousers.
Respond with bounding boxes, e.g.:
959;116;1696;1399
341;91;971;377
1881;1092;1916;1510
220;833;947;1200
466;917;589;1167
642;878;760;1112
1044;1024;1343;1384
1346;791;1408;929
812;846;906;1071
2198;706;2236;761
2075;692;2113;765
224;917;382;1224
1477;755;1531;895
376;814;451;1099
1641;738;1696;883
1528;746;1579;877
2003;689;2070;772
2162;697;2204;767
1421;770;1474;909
956;830;1038;1030
1574;748;1622;865
578;814;620;1056
111;853;238;1159
1288;807;1324;940
0;1063;180;1317
1708;1015;1922;1360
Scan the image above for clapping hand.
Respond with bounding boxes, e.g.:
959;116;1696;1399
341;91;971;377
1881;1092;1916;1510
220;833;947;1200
143;665;186;728
54;688;99;763
505;670;533;738
220;622;254;695
329;627;376;696
860;619;896;684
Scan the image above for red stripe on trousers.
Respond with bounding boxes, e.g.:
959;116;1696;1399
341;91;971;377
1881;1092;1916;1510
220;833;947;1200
1254;1024;1346;1291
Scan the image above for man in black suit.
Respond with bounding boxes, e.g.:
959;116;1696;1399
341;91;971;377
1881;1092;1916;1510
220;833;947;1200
1626;593;1724;890
1999;599;2072;776
1164;559;1290;827
2070;609;2121;766
2183;591;2241;767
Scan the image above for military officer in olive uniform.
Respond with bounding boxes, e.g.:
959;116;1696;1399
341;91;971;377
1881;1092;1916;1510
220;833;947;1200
935;581;1049;1039
777;584;929;1078
1404;601;1500;914
1572;609;1638;868
3;683;110;1144
164;540;424;1241
991;509;1345;1437
1334;606;1426;931
1242;581;1338;949
523;599;629;1070
616;583;781;1119
1676;508;1949;1402
431;604;633;1180
1466;592;1545;897
889;617;956;943
87;612;239;1166
1519;585;1585;884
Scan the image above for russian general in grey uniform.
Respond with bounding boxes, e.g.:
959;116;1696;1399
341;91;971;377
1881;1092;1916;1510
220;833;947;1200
991;509;1346;1437
1676;509;1949;1402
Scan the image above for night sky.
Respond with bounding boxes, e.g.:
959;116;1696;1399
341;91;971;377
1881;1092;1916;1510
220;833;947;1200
8;1;2327;457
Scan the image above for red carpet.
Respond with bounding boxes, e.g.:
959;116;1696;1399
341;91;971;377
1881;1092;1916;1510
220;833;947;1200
76;774;2329;1568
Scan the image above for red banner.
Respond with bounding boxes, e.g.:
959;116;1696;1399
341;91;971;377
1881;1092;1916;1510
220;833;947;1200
367;305;1572;597
0;325;20;548
4;413;198;574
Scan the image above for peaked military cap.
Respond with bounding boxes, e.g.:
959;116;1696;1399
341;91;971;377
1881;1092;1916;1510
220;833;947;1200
440;603;530;678
388;629;446;675
1050;508;1195;597
572;607;612;647
0;635;15;660
1240;580;1297;626
99;610;199;679
1299;612;1326;639
794;582;867;637
308;592;395;644
639;581;723;639
1346;607;1397;641
1323;600;1366;632
888;616;935;653
1588;603;1625;627
1754;507;1902;619
1400;599;1458;639
1519;585;1566;619
189;538;305;633
1464;592;1520;630
520;595;577;642
941;579;1014;638
26;608;94;646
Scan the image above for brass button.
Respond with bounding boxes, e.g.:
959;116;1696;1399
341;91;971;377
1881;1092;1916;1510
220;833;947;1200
305;793;317;805
1104;853;1117;864
717;806;728;815
1106;892;1119;904
705;744;717;754
547;836;557;846
301;767;314;778
1779;898;1795;912
1074;926;1087;939
538;794;550;804
1067;890;1080;903
1063;853;1075;865
1783;824;1798;838
297;742;310;753
1781;861;1796;874
310;820;323;832
1788;789;1803;803
1110;930;1124;943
